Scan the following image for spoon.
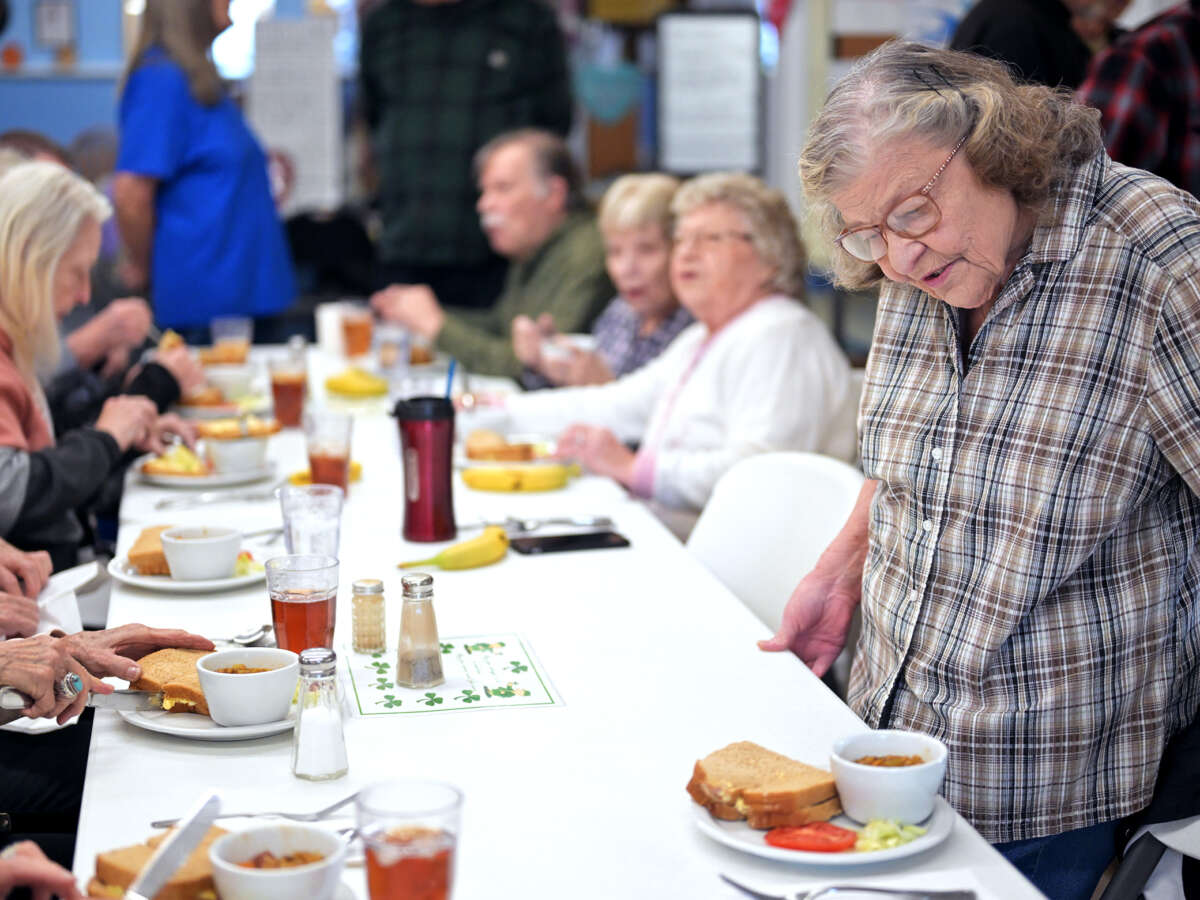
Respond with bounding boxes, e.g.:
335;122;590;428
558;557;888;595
219;624;273;646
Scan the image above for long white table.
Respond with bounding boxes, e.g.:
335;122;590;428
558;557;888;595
72;352;1043;899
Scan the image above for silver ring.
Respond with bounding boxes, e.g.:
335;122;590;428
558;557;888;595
55;672;83;699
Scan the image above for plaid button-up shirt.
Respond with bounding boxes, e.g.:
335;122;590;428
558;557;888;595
851;152;1200;842
360;0;572;268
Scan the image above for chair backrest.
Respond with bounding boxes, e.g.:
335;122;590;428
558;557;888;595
686;452;864;631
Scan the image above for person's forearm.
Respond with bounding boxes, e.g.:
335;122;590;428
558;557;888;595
815;479;876;589
112;174;156;276
65;317;113;370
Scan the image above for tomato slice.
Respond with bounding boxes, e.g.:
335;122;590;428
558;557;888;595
764;821;858;852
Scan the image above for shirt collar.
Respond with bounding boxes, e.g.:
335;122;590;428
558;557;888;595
510;210;584;285
1024;151;1108;266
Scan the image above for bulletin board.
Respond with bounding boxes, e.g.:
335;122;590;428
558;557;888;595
656;10;762;174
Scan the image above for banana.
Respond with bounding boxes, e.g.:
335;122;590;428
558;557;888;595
325;368;387;397
461;463;577;492
399;525;509;570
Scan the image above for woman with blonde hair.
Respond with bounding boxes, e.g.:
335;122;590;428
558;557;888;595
0;161;190;571
494;171;855;517
112;0;295;336
511;173;693;388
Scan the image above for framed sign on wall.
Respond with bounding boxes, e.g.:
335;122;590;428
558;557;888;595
34;0;74;48
657;9;762;174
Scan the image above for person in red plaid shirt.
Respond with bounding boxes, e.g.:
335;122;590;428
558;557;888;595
1077;1;1200;197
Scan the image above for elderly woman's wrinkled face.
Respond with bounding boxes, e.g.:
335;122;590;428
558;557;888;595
670;203;774;331
831;137;1027;314
52;217;99;320
602;223;675;323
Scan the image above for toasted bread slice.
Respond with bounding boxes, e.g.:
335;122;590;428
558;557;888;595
179;385;225;406
127;525;173;576
91;825;225;900
686;741;841;829
465;428;537;461
131;648;212;717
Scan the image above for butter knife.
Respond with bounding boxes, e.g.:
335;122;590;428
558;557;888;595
0;687;164;725
126;793;221;900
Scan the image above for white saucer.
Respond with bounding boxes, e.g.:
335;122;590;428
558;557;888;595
117;708;293;741
107;556;265;594
692;796;954;865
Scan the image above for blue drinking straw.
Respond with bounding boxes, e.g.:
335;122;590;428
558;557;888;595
445;358;457;400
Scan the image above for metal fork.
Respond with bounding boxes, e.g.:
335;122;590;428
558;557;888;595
720;874;976;900
153;481;283;510
151;792;358;829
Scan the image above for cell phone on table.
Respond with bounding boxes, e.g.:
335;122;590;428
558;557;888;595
509;531;631;555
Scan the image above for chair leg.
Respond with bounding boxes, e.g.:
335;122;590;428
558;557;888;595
1098;832;1167;900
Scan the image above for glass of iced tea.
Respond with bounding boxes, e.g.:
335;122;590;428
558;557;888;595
265;555;338;653
268;355;308;428
342;305;374;358
209;315;253;363
304;410;353;492
357;780;462;900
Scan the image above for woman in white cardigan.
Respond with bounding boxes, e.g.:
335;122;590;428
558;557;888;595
501;172;857;512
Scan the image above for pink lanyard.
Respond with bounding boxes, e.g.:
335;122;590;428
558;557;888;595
641;334;714;454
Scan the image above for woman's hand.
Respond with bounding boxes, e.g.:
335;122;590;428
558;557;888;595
0;540;51;598
544;348;614;387
94;395;158;451
134;413;197;456
152;345;206;396
0;635;105;722
0;841;86;900
555;424;635;486
58;624;215;683
0;593;38;639
511;315;545;368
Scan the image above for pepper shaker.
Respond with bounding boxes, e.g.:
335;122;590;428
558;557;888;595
292;647;348;781
395;573;444;688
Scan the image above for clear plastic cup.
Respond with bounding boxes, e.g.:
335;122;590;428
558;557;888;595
279;483;344;557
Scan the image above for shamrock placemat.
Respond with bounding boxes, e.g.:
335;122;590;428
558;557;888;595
344;633;560;716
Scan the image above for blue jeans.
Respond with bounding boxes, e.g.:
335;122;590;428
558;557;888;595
995;819;1120;900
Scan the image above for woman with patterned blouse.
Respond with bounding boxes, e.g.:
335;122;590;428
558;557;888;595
761;41;1200;899
511;173;693;389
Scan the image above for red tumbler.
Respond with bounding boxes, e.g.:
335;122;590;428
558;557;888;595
393;396;457;542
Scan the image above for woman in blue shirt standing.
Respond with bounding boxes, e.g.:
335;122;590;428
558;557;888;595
112;0;295;334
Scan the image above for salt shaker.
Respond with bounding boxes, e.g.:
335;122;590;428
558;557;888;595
396;573;444;688
351;578;387;653
292;647;348;781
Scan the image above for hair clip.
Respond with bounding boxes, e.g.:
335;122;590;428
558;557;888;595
912;68;945;96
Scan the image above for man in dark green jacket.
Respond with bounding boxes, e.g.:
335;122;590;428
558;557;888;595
371;130;613;379
360;0;573;310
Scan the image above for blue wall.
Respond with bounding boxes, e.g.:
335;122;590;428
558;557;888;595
0;0;125;146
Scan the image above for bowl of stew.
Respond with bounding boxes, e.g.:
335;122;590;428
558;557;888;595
830;729;947;824
196;648;299;726
210;823;346;900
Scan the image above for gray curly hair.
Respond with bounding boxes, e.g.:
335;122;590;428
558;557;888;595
799;41;1102;289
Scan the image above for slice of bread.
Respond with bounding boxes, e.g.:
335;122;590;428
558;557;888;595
686;741;842;829
90;824;225;900
127;525;174;576
465;429;536;461
131;648;212;717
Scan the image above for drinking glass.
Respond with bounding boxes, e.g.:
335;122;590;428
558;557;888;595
304;410;353;492
209;315;253;362
268;353;308;428
357;779;462;900
279;483;344;556
341;305;374;358
265;555;338;653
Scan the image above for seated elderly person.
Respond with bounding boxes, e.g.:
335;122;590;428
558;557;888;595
371;128;612;378
0;161;192;571
492;172;856;514
761;42;1200;900
512;173;693;389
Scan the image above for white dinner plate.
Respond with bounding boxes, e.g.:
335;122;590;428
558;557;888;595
136;457;276;488
692;796;954;865
117;708;293;741
107;556;265;594
177;394;271;420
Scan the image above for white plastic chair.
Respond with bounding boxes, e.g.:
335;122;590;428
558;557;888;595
686;452;864;632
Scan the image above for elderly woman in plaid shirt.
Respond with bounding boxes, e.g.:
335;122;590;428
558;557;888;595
511;173;693;389
761;41;1200;898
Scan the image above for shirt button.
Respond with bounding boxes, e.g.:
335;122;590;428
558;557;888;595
922;519;933;532
909;589;920;602
931;447;943;461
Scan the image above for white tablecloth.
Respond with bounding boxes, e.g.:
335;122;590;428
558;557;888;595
71;351;1044;899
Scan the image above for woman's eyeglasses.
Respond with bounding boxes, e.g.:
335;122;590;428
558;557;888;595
834;127;971;263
